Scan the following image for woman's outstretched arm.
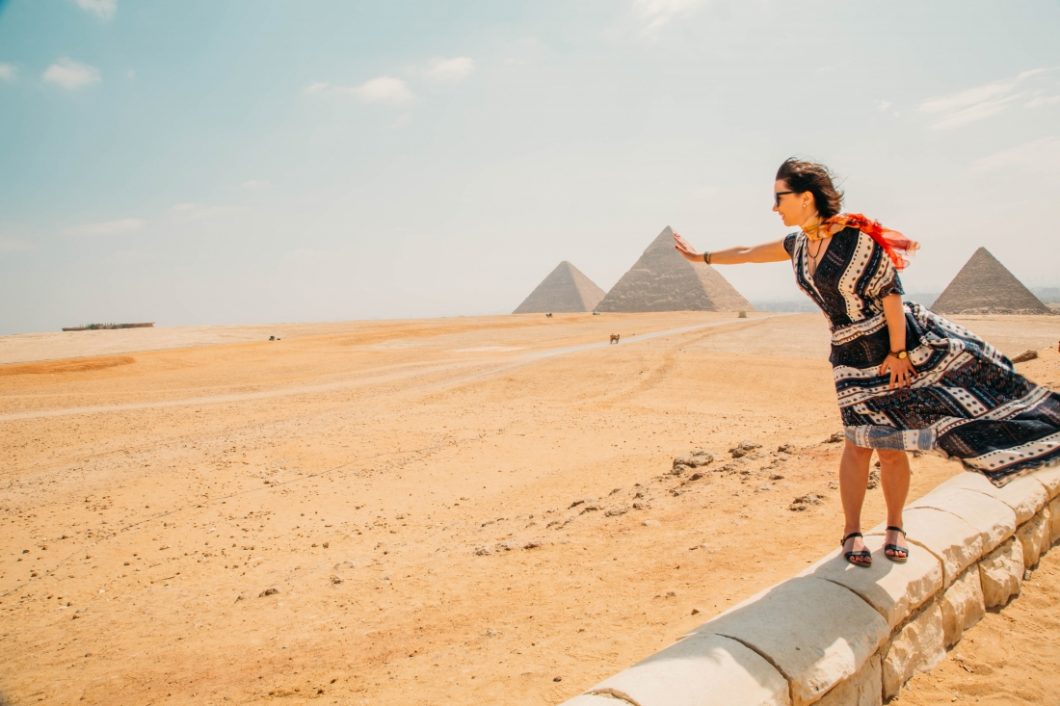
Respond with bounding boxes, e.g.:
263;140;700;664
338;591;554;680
672;231;790;264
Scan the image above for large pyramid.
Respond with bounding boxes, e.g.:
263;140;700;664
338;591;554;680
931;247;1052;315
513;261;606;313
595;226;752;312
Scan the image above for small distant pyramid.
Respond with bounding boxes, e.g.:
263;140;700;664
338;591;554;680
513;261;606;313
595;226;752;312
931;247;1052;315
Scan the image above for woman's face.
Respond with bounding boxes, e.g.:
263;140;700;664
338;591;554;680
772;179;810;227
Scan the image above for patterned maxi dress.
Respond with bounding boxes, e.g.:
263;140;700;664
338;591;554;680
783;227;1060;487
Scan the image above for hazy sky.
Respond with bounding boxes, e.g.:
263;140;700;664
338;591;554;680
1;1;1058;334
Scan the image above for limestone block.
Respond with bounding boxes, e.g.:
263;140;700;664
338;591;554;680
934;472;1046;524
1051;497;1060;546
1015;512;1048;569
800;534;941;629
590;633;790;706
695;577;888;706
938;566;985;648
562;694;632;706
882;602;945;700
908;486;1016;554
870;508;981;587
1040;505;1054;556
815;654;882;706
978;537;1022;608
1033;463;1060;499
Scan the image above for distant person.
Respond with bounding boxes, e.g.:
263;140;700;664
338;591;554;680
674;157;1060;567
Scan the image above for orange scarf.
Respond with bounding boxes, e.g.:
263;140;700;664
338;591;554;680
804;213;918;270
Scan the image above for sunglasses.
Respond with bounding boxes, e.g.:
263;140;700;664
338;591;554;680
774;190;795;207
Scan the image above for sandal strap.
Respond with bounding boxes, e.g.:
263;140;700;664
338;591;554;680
841;531;863;545
885;525;906;536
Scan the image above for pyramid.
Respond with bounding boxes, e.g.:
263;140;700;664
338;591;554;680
513;261;606;313
931;247;1052;315
595;226;752;312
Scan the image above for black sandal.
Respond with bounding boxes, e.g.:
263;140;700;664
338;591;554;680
841;531;872;567
884;526;908;563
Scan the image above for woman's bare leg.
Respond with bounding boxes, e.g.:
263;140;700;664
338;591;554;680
839;440;874;558
878;448;911;558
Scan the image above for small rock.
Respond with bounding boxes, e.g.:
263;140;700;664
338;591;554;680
568;499;588;509
329;575;343;585
825;432;845;443
769;473;784;481
691;608;701;615
777;444;795;454
671;463;691;475
604;507;629;517
789;493;825;511
1024;569;1033;581
689;472;704;481
474;546;492;556
258;588;279;597
729;441;761;458
1011;349;1037;364
553;676;563;683
867;468;880;490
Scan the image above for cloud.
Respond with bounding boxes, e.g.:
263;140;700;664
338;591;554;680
43;58;101;90
350;76;413;104
170;202;234;221
65;218;144;237
632;0;706;35
0;64;15;82
0;236;33;253
919;67;1060;130
970;136;1060;175
424;57;475;83
1025;93;1060;108
306;76;414;105
242;179;271;190
73;0;116;20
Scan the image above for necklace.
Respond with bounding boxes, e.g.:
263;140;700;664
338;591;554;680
807;237;825;277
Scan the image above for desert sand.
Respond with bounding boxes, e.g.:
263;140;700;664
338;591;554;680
1;311;1057;705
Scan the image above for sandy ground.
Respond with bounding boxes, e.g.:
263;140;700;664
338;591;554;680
1;311;1057;705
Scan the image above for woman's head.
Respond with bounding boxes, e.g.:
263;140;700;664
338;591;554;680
773;158;843;226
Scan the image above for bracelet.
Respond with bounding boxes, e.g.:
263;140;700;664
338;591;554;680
703;251;712;265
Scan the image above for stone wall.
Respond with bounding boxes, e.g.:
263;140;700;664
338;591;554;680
561;466;1060;706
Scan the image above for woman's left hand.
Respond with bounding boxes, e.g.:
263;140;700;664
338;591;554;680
879;354;917;390
672;232;702;263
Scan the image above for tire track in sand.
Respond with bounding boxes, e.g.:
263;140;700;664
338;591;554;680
0;316;786;423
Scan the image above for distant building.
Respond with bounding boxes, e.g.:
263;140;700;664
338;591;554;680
513;261;606;314
595;226;751;312
931;247;1052;315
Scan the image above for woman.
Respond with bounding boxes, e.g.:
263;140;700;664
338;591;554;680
673;158;1060;567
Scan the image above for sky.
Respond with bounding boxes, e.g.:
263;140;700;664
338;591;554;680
1;0;1058;335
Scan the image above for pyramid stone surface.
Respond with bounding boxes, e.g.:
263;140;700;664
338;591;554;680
513;261;606;313
931;247;1052;315
595;226;752;312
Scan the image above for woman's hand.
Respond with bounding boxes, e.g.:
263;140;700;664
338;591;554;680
879;353;917;390
672;231;703;263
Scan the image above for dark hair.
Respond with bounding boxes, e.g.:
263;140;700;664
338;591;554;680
775;158;843;219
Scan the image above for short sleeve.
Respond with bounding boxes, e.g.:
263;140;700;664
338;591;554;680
783;233;797;257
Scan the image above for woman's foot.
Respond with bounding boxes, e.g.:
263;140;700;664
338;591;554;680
884;526;908;562
841;531;872;567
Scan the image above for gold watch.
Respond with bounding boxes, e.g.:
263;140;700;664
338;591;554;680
891;349;908;360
